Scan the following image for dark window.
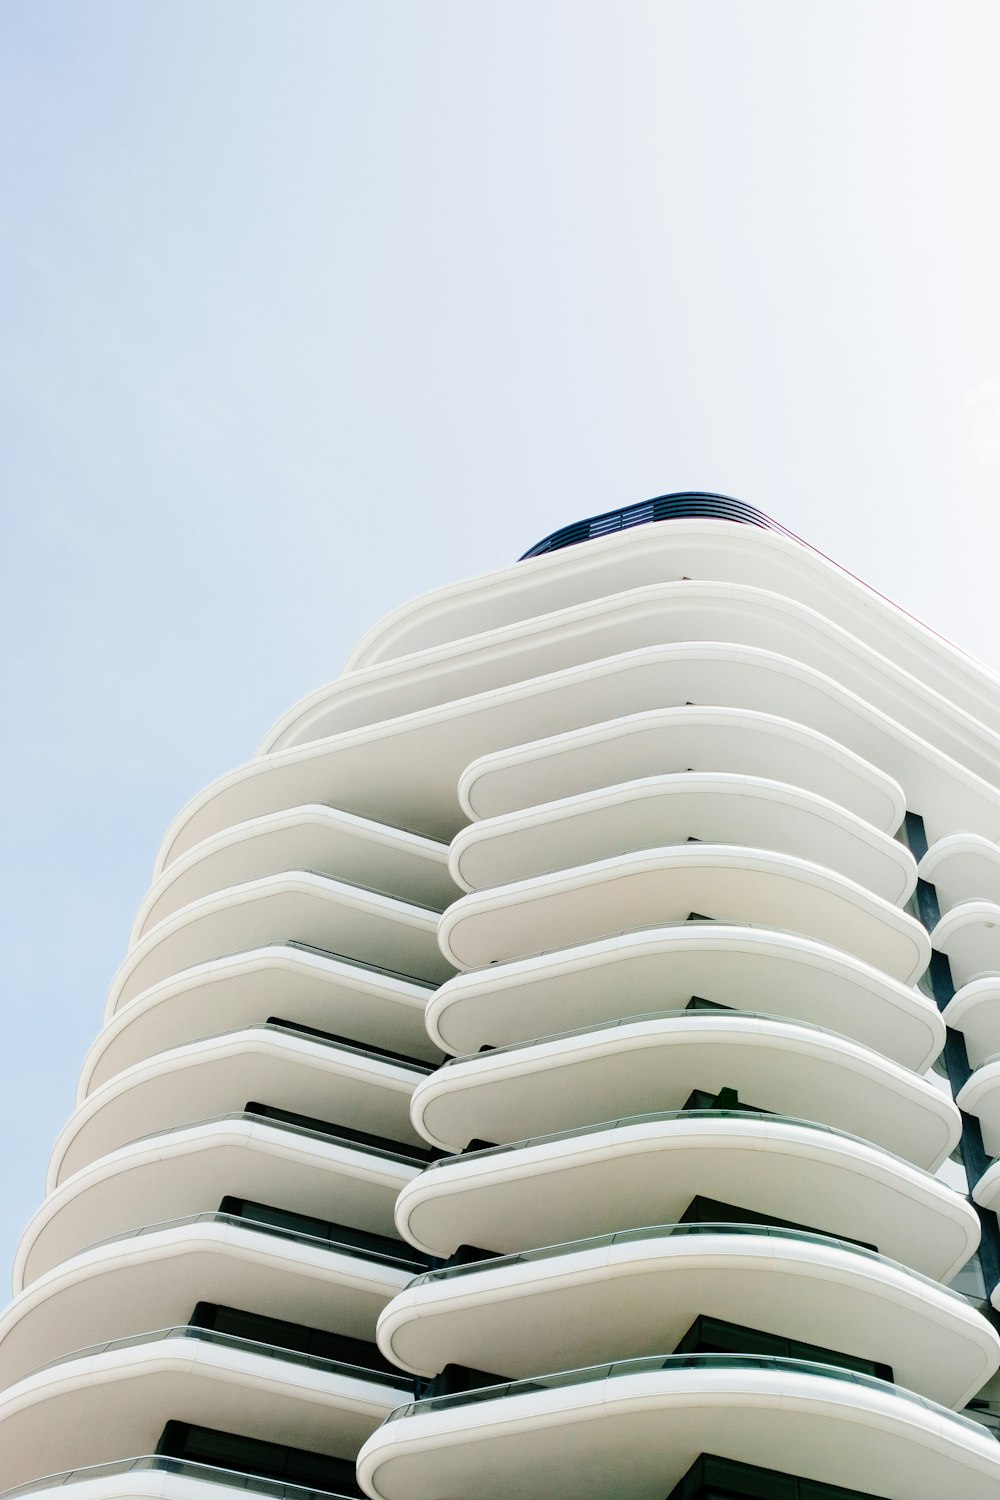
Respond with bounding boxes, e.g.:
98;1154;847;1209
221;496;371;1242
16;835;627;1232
682;1087;769;1114
266;1015;430;1071
414;1359;507;1401
674;1314;892;1383
157;1421;364;1498
189;1301;402;1378
668;1452;889;1500
679;1196;877;1253
218;1196;427;1269
430;1241;495;1270
244;1100;435;1163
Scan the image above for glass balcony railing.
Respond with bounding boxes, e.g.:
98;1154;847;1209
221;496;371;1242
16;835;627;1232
283;939;434;991
381;1351;993;1436
287;867;441;916
79;1210;426;1273
966;1402;1000;1440
402;1220;973;1305
0;1454;356;1500
123;1110;426;1168
26;1324;412;1389
440;1007;859;1067
426;1108;933;1177
176;1018;432;1074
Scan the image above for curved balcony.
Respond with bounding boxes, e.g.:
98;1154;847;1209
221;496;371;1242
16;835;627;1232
957;1058;1000;1156
15;1113;420;1292
356;1354;1000;1500
425;923;943;1067
81;945;438;1098
930;901;1000;989
437;846;930;982
0;1211;415;1392
459;704;904;834
155;643;1000;863
972;1150;1000;1220
426;922;943;1068
342;519;1000;739
408;1011;958;1168
256;582;1000;782
0;1325;406;1495
448;773;915;902
943;978;1000;1069
105;872;450;1022
131;805;455;948
920;834;1000;916
53;1024;427;1189
375;1222;998;1407
393;1111;979;1280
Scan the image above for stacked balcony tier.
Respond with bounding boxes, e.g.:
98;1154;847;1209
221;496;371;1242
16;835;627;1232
0;802;458;1497
10;517;1000;1500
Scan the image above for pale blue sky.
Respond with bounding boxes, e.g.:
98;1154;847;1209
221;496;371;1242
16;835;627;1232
3;0;1000;1282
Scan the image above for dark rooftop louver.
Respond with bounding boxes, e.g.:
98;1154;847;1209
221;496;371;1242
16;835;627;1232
520;491;799;560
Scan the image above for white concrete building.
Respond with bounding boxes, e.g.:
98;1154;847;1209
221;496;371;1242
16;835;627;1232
6;494;1000;1500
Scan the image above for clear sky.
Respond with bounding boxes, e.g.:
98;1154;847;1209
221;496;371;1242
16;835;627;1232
3;0;1000;1283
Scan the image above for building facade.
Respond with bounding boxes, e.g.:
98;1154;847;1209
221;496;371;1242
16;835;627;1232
5;495;1000;1500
